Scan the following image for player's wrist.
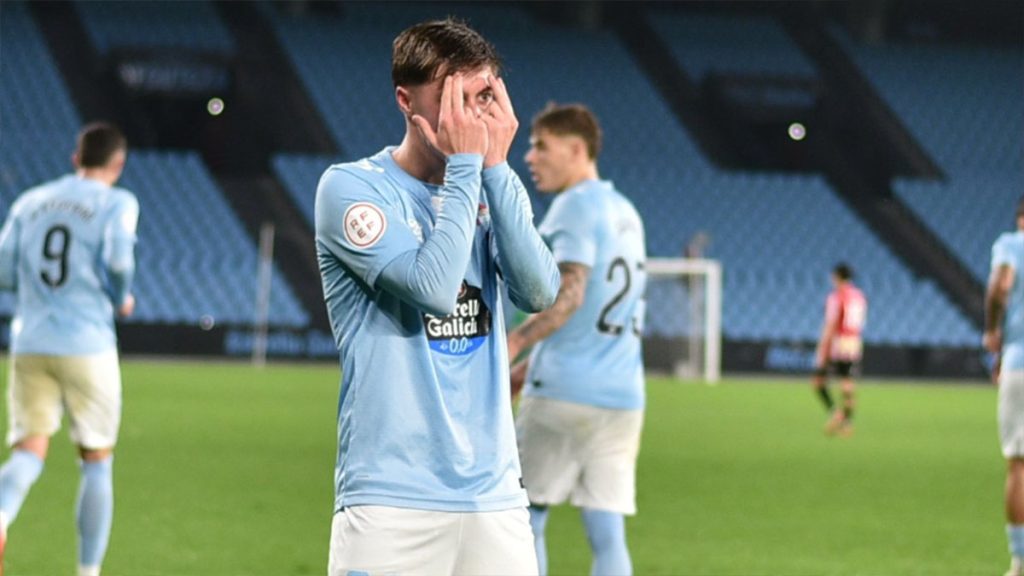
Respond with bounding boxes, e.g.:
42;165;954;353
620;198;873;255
482;161;510;178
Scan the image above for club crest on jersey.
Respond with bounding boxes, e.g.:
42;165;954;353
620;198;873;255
343;202;386;249
424;281;491;356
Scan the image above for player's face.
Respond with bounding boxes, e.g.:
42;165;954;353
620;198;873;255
524;129;577;193
402;65;497;136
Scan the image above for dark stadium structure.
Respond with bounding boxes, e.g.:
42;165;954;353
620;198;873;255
1;0;1020;377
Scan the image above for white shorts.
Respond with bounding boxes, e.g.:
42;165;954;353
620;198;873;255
516;396;644;515
5;351;122;449
1000;369;1024;459
328;505;537;576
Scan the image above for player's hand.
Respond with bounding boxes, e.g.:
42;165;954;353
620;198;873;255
991;354;1002;385
118;294;135;318
510;360;527;399
411;74;488;158
481;76;518;169
983;329;1002;354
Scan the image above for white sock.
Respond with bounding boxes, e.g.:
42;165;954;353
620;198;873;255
78;565;101;576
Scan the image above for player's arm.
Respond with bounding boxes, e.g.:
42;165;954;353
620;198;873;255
0;206;20;291
482;165;559;313
508;261;589;368
986;236;1017;382
103;194;139;317
814;297;839;370
317;156;484;316
480;75;559;313
985;264;1014;355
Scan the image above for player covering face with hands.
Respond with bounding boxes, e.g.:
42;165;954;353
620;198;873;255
314;18;558;576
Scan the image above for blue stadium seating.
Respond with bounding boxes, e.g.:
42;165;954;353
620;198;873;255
835;29;1022;174
1;2;306;328
267;3;980;347
272;154;335;231
75;0;236;55
1;2;80;136
837;28;1023;287
118;151;308;328
894;174;1023;283
648;11;818;80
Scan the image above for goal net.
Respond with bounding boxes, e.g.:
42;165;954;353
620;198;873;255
643;258;722;383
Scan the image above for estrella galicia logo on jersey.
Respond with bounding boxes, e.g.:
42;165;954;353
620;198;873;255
424;282;491;356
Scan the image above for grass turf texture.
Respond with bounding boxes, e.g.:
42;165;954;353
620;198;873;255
0;359;1005;575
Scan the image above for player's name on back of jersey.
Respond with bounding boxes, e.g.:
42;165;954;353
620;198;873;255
31;199;96;222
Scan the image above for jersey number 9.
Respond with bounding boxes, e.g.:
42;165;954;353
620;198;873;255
40;224;71;288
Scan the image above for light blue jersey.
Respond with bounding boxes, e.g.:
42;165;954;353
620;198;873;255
524;179;647;410
0;175;138;356
315;147;558;513
993;231;1024;370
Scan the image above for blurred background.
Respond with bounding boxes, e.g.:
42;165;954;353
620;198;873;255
1;0;1021;378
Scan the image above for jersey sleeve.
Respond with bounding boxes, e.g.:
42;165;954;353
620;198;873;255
0;198;23;291
481;163;558;313
538;191;597;268
992;234;1019;273
316;154;485;316
102;191;139;306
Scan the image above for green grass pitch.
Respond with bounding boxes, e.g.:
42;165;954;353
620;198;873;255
0;359;1006;575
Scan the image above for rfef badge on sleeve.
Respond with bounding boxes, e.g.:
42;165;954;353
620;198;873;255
343;202;387;249
424;281;492;355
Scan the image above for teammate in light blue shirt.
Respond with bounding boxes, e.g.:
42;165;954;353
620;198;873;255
0;123;137;576
316;19;558;575
509;104;647;576
985;197;1024;576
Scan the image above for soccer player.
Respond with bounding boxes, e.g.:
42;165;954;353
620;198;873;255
811;263;867;437
314;19;559;575
0;123;138;576
508;103;647;576
984;197;1024;576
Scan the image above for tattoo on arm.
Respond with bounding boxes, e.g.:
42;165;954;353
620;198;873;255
510;262;590;352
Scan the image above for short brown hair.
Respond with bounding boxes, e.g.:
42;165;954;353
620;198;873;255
76;122;126;168
392;18;501;87
531;103;602;160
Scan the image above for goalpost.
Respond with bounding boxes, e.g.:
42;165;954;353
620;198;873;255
645;258;722;384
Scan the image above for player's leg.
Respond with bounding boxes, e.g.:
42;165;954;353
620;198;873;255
1;355;60;533
573;406;643;576
581;508;631;576
0;436;48;528
75;447;114;576
838;374;856;436
811;366;834;412
60;352;121;576
327;506;459;575
528;504;550;576
1005;458;1024;576
452;507;538;575
1;355;60;576
824;362;854;435
516;397;585;575
1000;370;1024;576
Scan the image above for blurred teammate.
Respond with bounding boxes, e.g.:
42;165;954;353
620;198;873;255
984;197;1024;576
314;18;558;575
0;123;138;576
509;103;647;576
812;263;867;436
